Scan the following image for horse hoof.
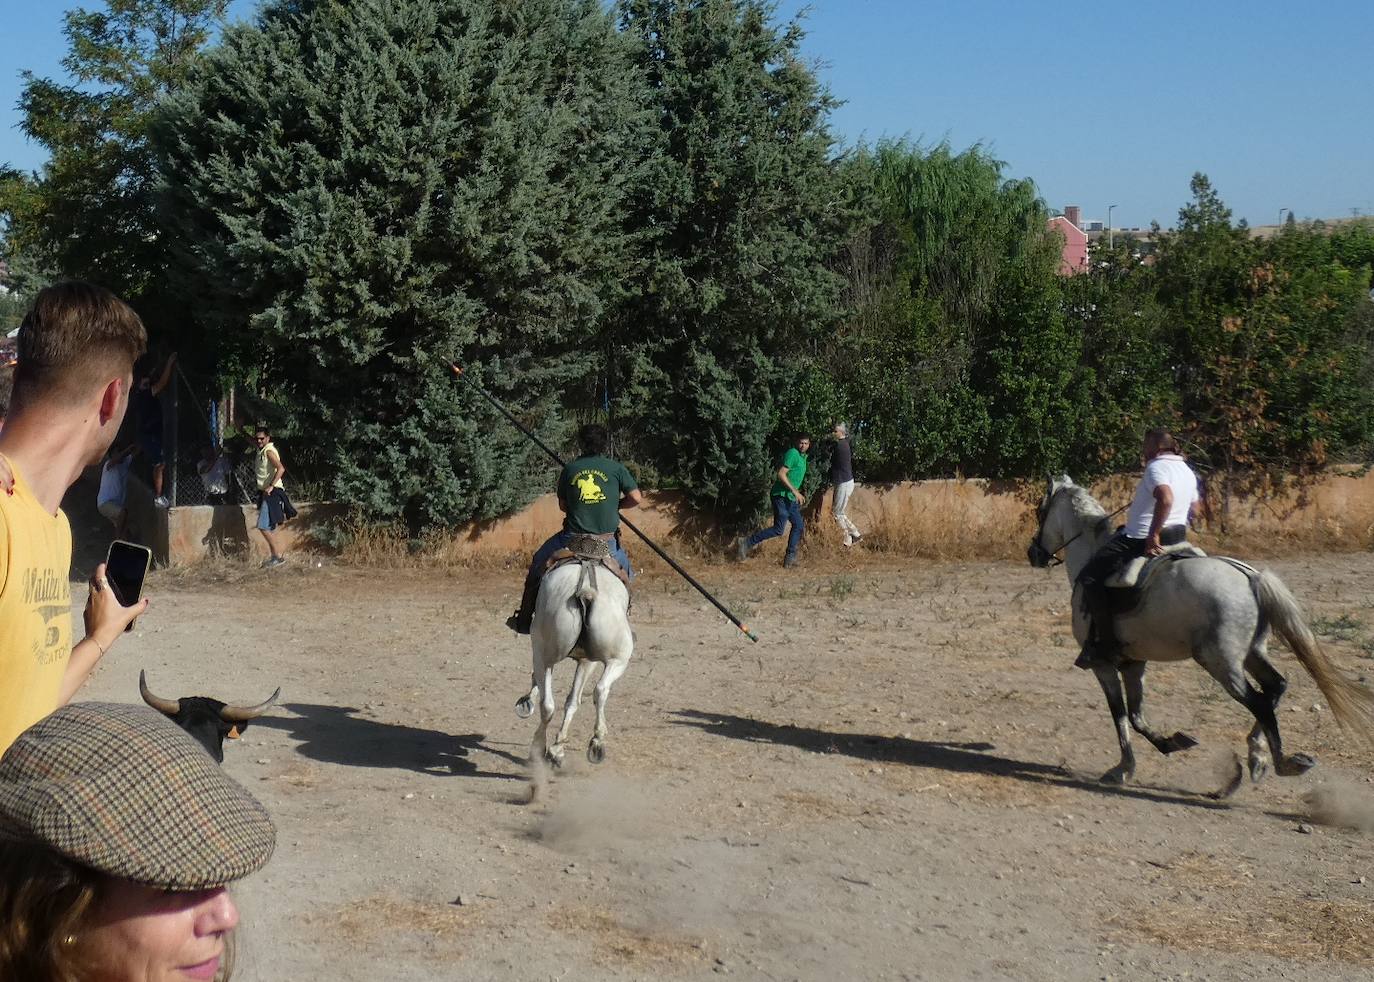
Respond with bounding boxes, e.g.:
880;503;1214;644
544;749;564;769
515;696;534;719
1277;753;1317;777
587;742;605;765
1162;732;1198;754
1098;767;1130;785
1248;756;1270;783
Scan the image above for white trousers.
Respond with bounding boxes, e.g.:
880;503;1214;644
832;480;861;540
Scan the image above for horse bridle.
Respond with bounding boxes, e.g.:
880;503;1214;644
1029;487;1126;568
1028;491;1065;567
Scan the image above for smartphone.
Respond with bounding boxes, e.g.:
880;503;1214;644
105;540;152;631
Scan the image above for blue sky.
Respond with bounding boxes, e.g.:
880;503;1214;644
1;0;1370;229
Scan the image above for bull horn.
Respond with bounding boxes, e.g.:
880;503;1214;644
219;688;282;723
139;670;181;715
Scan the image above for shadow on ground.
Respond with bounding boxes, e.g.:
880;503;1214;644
672;709;1234;811
256;703;524;779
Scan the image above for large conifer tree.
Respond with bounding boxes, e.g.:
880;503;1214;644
156;0;651;528
613;0;847;520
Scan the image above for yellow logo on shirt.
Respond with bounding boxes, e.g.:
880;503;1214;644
574;473;607;503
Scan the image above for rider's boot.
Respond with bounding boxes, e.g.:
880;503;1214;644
505;577;540;635
1074;586;1122;670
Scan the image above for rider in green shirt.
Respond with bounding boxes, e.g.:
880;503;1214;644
507;424;641;634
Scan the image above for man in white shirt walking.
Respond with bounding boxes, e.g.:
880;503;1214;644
1074;428;1201;669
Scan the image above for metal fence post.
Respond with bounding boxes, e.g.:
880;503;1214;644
168;369;178;508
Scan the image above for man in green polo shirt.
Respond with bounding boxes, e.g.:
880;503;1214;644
736;433;810;568
506;423;642;634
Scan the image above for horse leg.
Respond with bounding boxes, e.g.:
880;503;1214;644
515;671;538;719
1208;657;1316;780
550;659;591;765
1121;660;1198;755
529;665;557;766
1240;648;1314;778
1092;664;1137;784
587;658;629;765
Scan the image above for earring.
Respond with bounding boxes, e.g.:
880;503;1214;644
63;934;77;947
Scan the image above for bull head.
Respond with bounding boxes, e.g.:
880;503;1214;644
139;670;281;760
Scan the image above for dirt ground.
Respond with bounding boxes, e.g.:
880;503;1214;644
71;540;1374;981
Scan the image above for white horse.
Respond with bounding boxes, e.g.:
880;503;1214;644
515;555;633;769
1028;475;1374;785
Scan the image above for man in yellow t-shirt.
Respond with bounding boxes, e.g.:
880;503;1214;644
0;282;150;751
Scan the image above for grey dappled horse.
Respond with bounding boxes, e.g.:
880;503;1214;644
515;557;633;774
1029;476;1374;785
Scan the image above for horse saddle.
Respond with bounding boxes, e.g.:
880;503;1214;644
541;533;631;590
1105;542;1207;590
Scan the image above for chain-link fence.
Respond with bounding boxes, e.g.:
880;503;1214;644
124;360;317;509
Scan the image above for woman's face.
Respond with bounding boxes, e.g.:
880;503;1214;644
82;880;238;982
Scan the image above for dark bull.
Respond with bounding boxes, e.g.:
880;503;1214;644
139;670;281;762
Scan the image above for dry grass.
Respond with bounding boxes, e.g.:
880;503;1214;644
305;895;474;950
1109;850;1374;966
547;907;707;968
335;521;525;571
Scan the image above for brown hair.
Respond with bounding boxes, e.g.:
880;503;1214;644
1144;427;1179;453
0;843;236;982
12;281;147;411
0;843;101;982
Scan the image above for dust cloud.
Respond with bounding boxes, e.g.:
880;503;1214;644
1304;779;1374;832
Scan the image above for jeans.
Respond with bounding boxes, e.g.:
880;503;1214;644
527;530;633;582
748;495;804;559
256;489;287;531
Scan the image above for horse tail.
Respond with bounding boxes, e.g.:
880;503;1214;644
1257;569;1374;743
575;560;598;605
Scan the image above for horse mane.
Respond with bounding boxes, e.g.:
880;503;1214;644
1060;483;1114;539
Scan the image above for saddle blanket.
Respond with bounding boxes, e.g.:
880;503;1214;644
1105;542;1207;589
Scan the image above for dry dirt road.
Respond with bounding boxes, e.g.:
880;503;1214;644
72;549;1374;981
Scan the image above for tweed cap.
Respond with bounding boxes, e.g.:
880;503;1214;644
0;702;275;890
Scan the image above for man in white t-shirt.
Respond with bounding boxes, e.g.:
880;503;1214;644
1074;428;1201;669
97;443;137;538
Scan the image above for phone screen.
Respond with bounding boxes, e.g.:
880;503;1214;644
105;540;151;627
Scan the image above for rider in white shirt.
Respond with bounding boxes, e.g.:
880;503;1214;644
1074;428;1201;669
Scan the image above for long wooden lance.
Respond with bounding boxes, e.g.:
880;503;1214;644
450;364;759;642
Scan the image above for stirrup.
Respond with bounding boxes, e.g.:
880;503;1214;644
506;610;532;635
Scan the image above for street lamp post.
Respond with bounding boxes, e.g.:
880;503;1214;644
1107;204;1117;249
1278;207;1290;229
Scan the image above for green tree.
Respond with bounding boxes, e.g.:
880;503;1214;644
156;0;654;529
1151;173;1259;473
0;0;228;325
1060;234;1176;475
1154;175;1374;482
829;140;1076;480
612;0;849;521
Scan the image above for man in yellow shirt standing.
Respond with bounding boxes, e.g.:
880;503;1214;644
0;282;151;751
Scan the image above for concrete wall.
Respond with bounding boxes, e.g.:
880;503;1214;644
163;501;347;565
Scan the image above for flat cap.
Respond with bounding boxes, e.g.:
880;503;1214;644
0;702;275;890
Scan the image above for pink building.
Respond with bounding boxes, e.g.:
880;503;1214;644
1048;210;1089;275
